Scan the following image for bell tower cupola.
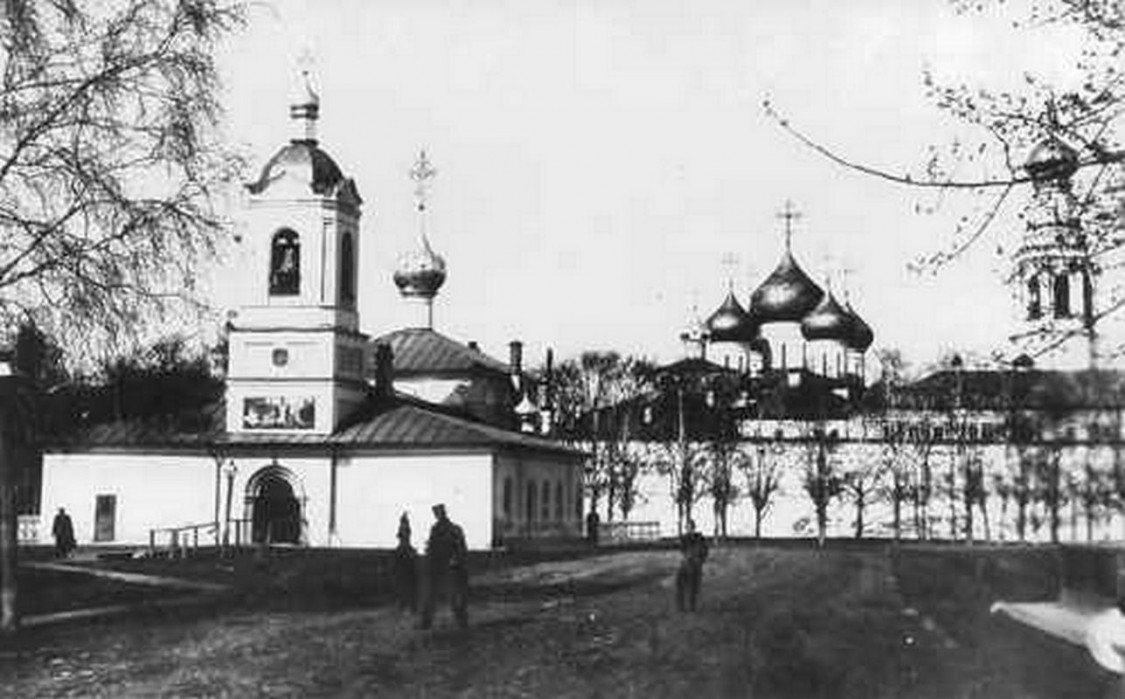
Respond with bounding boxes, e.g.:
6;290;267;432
224;67;368;435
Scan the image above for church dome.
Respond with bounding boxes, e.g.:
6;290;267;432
801;291;852;342
844;301;874;351
394;235;447;299
706;290;757;342
246;141;345;196
1025;137;1079;183
245;70;348;198
749;250;824;323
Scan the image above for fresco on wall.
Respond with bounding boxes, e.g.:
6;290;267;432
243;396;316;429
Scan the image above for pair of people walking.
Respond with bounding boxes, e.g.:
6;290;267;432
393;504;469;629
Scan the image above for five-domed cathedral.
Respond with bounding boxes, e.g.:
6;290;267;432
685;202;875;413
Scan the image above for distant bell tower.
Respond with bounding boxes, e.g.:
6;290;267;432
225;69;368;434
1011;134;1098;370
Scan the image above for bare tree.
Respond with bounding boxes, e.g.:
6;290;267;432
0;0;243;637
842;449;884;540
0;0;245;360
741;440;783;540
553;352;653;521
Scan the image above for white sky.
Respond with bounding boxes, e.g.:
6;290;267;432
210;0;1101;375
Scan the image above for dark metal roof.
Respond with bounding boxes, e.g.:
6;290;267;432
46;395;581;458
245;140;349;197
370;328;509;378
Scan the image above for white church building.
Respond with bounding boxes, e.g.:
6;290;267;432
38;75;584;552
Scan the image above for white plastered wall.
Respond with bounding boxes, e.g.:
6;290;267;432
334;453;493;550
41;453;219;547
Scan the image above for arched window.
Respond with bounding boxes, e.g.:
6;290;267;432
555;482;564;520
526;481;536;522
502;477;512;519
541;481;550;521
339;233;355;306
270;229;300;296
1027;276;1042;319
1053;273;1071;318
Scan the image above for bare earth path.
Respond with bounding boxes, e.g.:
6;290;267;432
0;546;1119;698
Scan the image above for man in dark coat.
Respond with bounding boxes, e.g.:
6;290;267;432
419;503;469;629
52;507;76;558
585;508;600;546
392;511;418;611
676;519;709;612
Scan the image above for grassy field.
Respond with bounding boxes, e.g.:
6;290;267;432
1;541;1120;698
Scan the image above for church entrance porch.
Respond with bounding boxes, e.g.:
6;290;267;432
246;465;305;545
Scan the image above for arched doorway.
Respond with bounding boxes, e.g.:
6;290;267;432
245;465;304;545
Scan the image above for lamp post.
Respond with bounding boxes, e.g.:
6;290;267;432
223;460;238;552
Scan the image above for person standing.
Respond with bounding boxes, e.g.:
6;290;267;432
391;511;418;611
675;519;709;612
52;507;75;558
419;503;469;629
585;508;600;546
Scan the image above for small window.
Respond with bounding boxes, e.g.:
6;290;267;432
339;233;356;306
541;481;551;520
270;229;300;296
502;477;512;519
1054;274;1071;318
555;482;564;520
1027;276;1042;320
526;481;536;522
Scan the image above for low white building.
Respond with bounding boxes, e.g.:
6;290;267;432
38;74;583;551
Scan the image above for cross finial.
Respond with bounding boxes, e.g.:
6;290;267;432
776;200;802;251
410;149;437;212
720;253;739;292
839;264;855;303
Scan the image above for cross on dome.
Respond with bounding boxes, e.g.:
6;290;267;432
776;200;802;251
410;149;438;212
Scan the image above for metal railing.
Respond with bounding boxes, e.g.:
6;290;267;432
148;521;219;558
599;521;661;544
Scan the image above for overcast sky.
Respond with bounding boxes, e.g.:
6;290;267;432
211;0;1097;375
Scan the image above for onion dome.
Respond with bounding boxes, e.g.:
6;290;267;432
393;234;446;299
706;290;757;342
1025;137;1079;184
801;291;852;342
245;70;347;197
749;250;824;323
843;301;874;351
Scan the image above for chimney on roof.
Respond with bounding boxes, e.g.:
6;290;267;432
468;341;479;352
509;340;523;375
374;343;394;400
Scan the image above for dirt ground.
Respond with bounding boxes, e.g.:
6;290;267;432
0;544;1120;698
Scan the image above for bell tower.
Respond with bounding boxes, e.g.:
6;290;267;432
1010;136;1098;371
225;70;368;434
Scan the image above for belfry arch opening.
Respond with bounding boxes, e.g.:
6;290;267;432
244;463;305;545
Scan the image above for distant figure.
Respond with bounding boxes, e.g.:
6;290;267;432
419;504;469;629
585;508;600;546
676;519;709;612
52;507;76;559
392;512;418;611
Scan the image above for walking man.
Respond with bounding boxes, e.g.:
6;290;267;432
419;503;469;629
52;507;75;558
675;519;709;612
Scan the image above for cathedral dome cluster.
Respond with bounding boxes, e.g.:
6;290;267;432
688;205;874;381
